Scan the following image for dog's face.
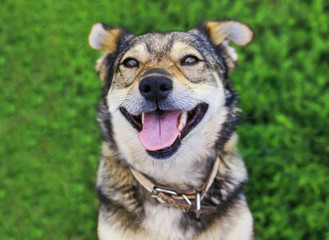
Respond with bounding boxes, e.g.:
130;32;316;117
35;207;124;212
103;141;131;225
89;21;253;166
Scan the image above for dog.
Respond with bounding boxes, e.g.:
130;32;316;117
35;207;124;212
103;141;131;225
88;19;254;240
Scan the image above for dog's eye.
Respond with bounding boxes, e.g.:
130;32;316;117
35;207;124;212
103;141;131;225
181;56;199;65
123;58;139;68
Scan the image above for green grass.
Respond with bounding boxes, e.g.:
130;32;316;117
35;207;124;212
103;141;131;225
1;0;328;239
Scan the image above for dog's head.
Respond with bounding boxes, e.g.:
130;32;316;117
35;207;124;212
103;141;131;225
89;20;253;166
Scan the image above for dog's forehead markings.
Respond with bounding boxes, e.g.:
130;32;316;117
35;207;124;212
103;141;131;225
122;43;148;60
125;39;203;66
171;42;203;59
133;32;178;56
133;43;148;52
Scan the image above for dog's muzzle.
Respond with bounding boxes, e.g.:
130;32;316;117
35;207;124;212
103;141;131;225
120;73;208;159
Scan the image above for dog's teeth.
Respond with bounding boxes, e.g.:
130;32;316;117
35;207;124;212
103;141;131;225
141;113;144;125
177;112;187;131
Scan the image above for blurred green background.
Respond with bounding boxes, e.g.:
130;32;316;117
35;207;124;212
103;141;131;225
1;0;328;239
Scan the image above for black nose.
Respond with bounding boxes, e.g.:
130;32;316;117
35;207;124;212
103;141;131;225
139;76;173;102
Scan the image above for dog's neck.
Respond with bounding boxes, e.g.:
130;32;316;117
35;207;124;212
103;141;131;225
128;149;218;192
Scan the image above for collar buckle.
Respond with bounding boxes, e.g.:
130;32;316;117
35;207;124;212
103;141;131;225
151;187;193;212
196;192;201;218
151;187;178;197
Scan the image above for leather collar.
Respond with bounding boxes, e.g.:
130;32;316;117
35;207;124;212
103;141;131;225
130;157;219;218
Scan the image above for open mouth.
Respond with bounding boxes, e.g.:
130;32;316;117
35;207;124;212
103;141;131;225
120;103;208;159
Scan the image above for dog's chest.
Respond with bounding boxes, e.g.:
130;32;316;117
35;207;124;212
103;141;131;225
98;203;195;240
141;202;195;240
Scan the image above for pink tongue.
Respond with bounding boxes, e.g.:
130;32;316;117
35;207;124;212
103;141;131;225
138;110;182;151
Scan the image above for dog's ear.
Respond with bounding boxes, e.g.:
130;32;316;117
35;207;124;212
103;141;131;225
89;23;134;84
88;22;133;53
194;20;254;70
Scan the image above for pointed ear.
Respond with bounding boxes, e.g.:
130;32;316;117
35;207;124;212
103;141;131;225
88;22;132;53
195;20;254;70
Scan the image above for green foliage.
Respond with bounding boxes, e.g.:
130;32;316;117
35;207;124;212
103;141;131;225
0;0;328;239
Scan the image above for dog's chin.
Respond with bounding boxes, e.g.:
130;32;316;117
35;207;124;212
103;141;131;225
120;103;209;160
145;138;181;159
